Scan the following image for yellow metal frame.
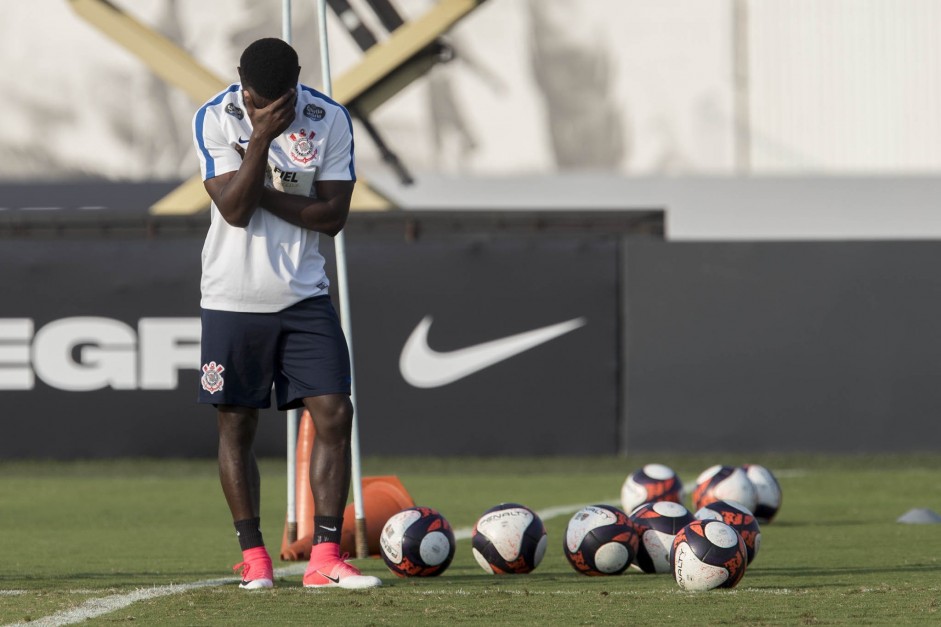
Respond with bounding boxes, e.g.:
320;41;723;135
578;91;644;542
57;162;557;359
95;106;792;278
68;0;487;215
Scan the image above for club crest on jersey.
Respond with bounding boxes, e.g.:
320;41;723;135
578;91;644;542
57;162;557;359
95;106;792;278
289;128;318;164
304;104;326;121
201;361;225;394
225;103;244;120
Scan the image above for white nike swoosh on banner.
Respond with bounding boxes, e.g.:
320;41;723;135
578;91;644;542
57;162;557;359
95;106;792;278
399;316;587;388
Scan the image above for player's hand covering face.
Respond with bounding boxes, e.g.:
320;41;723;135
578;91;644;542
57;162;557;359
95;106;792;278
244;88;297;142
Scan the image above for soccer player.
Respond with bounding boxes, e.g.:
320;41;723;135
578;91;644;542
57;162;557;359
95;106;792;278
192;37;380;590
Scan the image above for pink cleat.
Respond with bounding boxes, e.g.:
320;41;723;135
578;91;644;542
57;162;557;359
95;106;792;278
304;555;382;590
233;546;274;590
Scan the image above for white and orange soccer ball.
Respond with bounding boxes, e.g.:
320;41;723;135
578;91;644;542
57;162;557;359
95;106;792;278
742;464;783;523
628;501;696;574
691;465;758;514
379;506;456;577
472;503;548;574
563;504;639;576
671;519;748;591
695;499;761;565
620;464;684;514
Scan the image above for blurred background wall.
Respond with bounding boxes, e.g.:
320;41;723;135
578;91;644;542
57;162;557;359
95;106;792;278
2;0;941;183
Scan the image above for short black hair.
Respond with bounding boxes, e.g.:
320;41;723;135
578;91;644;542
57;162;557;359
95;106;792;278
239;38;299;100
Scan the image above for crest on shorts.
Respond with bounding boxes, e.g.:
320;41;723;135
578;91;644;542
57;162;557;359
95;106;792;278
201;361;225;394
288;128;318;164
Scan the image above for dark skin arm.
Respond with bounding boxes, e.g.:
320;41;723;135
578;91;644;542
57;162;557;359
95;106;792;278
204;89;295;228
258;179;353;237
206;171;353;236
202;87;354;236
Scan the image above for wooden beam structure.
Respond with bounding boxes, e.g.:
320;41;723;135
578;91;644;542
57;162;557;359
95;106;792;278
68;0;226;103
68;0;488;215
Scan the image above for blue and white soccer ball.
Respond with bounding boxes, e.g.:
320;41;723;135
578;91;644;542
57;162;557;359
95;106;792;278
472;503;548;574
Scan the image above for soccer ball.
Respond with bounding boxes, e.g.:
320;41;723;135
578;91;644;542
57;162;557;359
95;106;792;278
620;463;683;513
694;499;761;564
564;504;639;576
691;465;758;514
742;464;783;523
379;506;456;577
671;519;747;591
628;501;696;574
472;503;548;574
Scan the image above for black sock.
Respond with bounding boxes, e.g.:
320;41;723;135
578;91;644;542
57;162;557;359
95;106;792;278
234;517;264;551
313;515;343;545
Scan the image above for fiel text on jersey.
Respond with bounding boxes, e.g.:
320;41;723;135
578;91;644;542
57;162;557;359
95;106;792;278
273;167;301;183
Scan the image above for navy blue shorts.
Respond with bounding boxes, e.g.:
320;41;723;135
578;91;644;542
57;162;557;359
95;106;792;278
198;296;351;410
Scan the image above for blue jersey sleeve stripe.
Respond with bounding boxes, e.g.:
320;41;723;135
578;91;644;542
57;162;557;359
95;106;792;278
195;84;240;180
300;85;356;180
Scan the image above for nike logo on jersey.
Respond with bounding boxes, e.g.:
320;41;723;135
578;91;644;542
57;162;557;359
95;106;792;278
319;525;337;532
237;137;249;144
399;316;586;388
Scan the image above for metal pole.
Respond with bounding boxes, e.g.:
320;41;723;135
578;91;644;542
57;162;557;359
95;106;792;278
318;0;369;560
283;0;300;546
732;0;751;173
282;0;293;46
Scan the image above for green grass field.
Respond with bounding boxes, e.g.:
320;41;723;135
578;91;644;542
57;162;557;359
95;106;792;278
2;454;940;625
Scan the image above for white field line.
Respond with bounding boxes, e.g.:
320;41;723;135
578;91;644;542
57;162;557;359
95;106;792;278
6;579;233;627
4;501;597;627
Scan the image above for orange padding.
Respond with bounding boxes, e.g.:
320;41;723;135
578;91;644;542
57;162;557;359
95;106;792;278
280;409;414;560
281;475;414;560
295;411;316;542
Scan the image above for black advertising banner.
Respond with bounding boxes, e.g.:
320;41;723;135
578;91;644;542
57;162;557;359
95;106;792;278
622;239;941;453
346;236;620;456
5;207;940;457
0;237;226;458
0;212;629;458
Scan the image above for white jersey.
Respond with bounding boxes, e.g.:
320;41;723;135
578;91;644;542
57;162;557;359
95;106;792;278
192;83;355;312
